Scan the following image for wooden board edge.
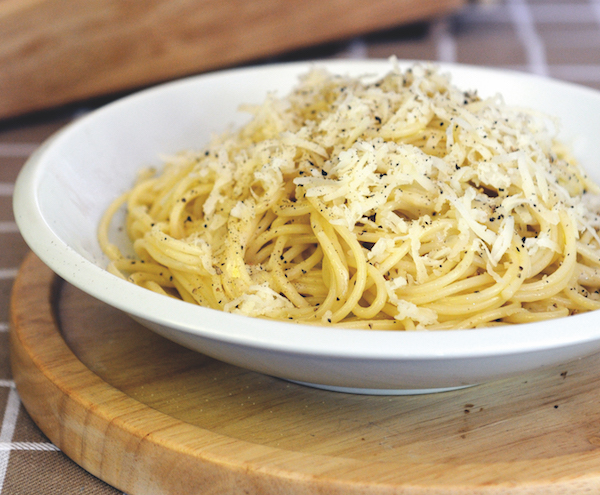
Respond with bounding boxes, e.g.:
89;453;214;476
10;252;600;494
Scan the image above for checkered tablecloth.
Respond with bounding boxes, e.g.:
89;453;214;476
2;0;600;492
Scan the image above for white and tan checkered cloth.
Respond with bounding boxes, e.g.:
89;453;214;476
2;0;600;492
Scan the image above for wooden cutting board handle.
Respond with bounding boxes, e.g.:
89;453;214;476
0;0;465;119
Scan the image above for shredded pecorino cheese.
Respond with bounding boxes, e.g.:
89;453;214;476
99;61;600;330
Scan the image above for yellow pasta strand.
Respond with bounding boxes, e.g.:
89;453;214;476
98;63;600;330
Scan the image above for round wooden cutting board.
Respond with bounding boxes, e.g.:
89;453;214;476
10;252;600;494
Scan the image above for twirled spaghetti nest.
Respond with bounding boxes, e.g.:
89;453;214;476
100;63;600;330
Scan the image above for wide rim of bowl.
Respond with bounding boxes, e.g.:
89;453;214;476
13;59;600;360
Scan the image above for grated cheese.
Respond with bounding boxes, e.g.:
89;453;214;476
104;60;600;329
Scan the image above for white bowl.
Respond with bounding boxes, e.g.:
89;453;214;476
13;60;600;394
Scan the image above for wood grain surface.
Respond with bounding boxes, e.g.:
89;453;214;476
0;0;465;120
10;252;600;494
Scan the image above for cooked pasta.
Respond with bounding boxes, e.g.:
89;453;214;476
99;62;600;330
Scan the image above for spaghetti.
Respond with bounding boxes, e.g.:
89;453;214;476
99;62;600;330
